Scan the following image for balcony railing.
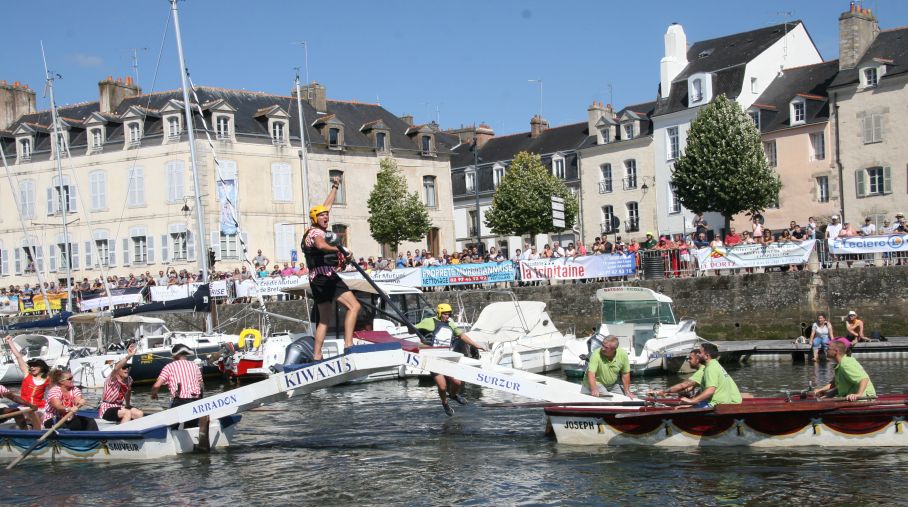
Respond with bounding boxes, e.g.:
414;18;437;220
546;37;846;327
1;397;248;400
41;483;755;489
598;180;613;193
600;221;616;234
622;177;637;191
624;219;640;233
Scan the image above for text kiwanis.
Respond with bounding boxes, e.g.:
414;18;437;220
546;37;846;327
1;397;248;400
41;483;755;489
282;357;354;388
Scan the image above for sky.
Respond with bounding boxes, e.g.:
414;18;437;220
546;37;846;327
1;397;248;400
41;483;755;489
3;1;908;136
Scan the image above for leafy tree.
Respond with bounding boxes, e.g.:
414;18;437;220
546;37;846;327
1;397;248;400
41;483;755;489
367;157;432;255
484;151;578;237
671;94;781;231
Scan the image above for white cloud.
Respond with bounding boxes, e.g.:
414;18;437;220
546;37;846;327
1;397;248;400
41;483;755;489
70;53;103;68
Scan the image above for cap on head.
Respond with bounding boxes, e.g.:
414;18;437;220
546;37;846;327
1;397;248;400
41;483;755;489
309;205;329;223
832;215;840;220
171;344;193;357
646;231;653;237
847;310;857;317
897;212;905;218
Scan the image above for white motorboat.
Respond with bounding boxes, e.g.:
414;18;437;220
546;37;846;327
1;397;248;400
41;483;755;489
562;286;705;374
464;300;567;373
1;334;76;384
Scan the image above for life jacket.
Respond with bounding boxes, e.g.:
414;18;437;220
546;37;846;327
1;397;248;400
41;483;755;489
21;374;47;408
302;228;339;270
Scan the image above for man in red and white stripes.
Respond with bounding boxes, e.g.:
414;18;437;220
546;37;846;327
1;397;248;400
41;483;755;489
151;344;210;451
99;343;144;424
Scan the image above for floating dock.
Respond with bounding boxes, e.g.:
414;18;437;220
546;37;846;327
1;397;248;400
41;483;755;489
713;337;908;363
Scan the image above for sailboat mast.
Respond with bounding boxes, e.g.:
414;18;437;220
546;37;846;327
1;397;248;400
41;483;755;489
171;0;212;333
41;44;73;313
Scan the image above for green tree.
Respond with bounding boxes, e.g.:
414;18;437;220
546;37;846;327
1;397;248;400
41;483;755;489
671;94;781;231
367;157;432;255
484;151;579;237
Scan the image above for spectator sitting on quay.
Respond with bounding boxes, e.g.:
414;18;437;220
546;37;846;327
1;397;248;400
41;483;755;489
860;217;877;236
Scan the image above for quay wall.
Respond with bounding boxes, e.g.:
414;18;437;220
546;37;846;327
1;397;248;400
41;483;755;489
14;267;908;343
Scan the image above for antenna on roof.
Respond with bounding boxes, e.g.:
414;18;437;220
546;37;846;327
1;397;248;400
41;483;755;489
528;79;543;118
607;82;614;108
774;11;794;63
126;47;148;85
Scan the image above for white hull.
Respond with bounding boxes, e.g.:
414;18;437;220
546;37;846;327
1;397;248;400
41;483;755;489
548;414;908;447
0;418;237;462
0;364;25;385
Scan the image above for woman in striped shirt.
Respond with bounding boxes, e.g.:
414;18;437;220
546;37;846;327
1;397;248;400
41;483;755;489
43;369;98;431
99;343;144;424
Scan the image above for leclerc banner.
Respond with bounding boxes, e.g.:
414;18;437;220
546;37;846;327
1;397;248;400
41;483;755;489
519;254;637;281
695;240;815;270
421;262;516;287
828;234;908;254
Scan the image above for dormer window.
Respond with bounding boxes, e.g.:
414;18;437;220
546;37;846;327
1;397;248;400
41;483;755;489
89;128;104;154
748;110;761;130
791;100;806;125
465;169;476;193
18;138;31;162
167;117;181;140
552;154;565;179
328;127;340;147
600;128;611;144
493;163;505;187
376;131;387;152
271;121;286;145
691;79;703;102
421;135;432;155
216;116;230;140
864;67;878;87
127;122;142;147
623;123;634;140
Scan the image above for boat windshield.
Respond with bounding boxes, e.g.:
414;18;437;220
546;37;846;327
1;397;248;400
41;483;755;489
384;293;435;325
601;300;676;325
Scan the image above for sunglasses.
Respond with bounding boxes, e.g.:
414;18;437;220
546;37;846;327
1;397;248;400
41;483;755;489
61;376;74;381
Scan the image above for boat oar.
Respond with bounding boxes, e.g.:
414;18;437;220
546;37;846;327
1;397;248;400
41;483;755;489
615;406;715;419
6;404;84;470
480;400;649;409
0;407;33;423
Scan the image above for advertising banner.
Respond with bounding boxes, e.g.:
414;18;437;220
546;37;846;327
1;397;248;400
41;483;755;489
18;293;67;314
519;254;637;281
78;287;144;312
235;276;301;297
695;240;815;270
828;234;908;254
420;262;516;287
218;175;238;235
150;284;190;302
0;295;19;315
340;268;422;287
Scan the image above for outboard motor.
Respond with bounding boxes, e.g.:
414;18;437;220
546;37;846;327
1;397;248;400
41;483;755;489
274;336;317;372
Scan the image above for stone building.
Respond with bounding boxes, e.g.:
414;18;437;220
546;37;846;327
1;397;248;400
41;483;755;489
449;117;588;256
829;4;908;226
578;100;658;243
0;78;456;285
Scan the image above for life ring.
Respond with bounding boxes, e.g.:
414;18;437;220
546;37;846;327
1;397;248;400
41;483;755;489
238;328;263;350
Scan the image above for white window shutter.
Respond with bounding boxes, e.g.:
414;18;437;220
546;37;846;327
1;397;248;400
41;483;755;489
35;246;44;271
1;250;8;276
856;170;866;198
211;231;221;260
123;238;131;266
68;186;77;212
884;166;892;194
49;245;57;272
147;235;155;264
188;231;196;261
271;165;280;200
161;234;170;263
46;187;55;215
108;239;117;267
71;242;80;269
14;249;22;275
84;241;92;270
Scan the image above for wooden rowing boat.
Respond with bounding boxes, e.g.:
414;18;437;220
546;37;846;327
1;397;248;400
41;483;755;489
544;395;908;447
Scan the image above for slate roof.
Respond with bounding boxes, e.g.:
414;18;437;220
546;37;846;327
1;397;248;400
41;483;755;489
450;121;589;168
578;100;657;150
830;25;908;88
751;60;839;133
3;87;456;156
654;21;803;116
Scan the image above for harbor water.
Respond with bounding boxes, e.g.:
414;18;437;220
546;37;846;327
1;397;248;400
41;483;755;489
4;358;908;506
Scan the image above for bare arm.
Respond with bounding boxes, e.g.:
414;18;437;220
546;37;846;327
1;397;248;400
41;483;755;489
2;391;36;409
586;370;600;397
4;335;28;375
681;386;716;405
457;332;485;351
652;379;695;397
622;372;635;399
113;344;137;374
323;176;341;209
847;378;870;402
150;376;165;400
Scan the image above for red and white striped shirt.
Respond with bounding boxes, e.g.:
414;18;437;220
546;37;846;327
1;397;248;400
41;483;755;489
98;374;133;417
157;358;203;399
43;386;82;424
304;228;336;280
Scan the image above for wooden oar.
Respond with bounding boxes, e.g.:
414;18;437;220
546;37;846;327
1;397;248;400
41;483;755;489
480;400;649;409
6;404;83;470
616;406;715;419
0;407;33;423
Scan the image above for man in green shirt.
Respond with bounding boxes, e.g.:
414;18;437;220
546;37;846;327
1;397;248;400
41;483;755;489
415;303;485;416
649;349;704;398
680;343;742;407
585;335;636;398
641;232;658;249
814;341;876;401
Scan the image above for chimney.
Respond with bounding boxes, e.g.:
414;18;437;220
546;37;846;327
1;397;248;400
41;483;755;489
399;114;414;126
299;82;327;114
530;115;549;138
98;75;141;114
474;123;495;148
0;80;36;129
839;2;880;70
660;23;688;99
587;101;607;134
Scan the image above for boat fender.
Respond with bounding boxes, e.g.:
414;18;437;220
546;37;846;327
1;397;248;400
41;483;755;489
511;350;523;370
283;336;316;365
238;328;263;350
